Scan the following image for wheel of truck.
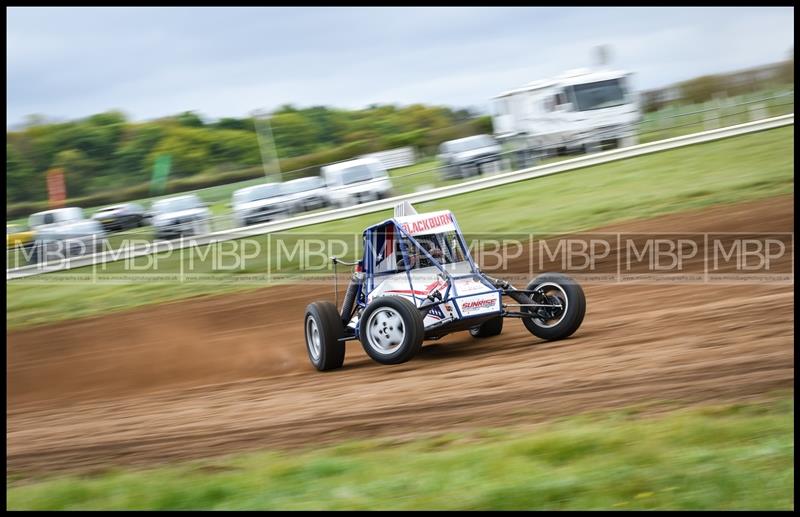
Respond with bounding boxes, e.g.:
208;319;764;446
522;273;586;341
305;301;346;371
469;315;504;338
359;297;424;365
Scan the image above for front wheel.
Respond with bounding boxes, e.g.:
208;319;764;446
359;297;424;365
305;301;346;371
522;273;586;341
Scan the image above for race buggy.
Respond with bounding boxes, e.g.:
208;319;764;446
304;202;586;370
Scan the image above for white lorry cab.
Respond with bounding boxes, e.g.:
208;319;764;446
492;67;641;155
321;158;393;208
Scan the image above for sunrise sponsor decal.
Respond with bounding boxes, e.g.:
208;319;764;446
459;294;499;313
462;298;496;310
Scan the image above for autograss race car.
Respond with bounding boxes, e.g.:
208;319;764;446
304;202;586;370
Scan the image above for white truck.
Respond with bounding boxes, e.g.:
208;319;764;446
491;67;641;157
27;207;107;263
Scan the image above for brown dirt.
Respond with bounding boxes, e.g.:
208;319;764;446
6;196;795;477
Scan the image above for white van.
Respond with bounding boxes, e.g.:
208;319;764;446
321;158;393;208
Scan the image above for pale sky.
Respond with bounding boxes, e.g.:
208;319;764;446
6;6;795;127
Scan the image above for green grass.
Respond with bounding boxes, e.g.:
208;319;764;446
6;125;794;330
6;395;794;510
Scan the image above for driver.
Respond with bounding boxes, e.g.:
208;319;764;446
397;235;444;271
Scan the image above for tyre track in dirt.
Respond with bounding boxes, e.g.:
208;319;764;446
7;196;795;476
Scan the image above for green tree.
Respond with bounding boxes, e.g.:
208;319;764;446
6;144;38;202
147;126;213;178
174;111;206;127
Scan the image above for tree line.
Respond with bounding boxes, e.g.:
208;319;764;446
6;104;490;212
639;54;794;112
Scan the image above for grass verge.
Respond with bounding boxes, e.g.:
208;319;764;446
6;395;794;510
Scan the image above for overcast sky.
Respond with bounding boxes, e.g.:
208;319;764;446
6;6;794;127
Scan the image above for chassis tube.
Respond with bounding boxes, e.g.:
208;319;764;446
481;273;532;305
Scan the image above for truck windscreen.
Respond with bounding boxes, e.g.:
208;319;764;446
340;165;376;185
568;79;627;111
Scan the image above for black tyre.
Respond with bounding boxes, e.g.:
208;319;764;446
522;273;586;341
304;301;346;371
469;316;504;338
359;297;424;365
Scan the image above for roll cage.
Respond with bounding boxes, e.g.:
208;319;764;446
346;212;500;324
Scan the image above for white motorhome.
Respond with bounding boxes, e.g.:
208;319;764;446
492;67;641;155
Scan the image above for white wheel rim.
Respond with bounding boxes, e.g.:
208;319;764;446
306;316;321;361
533;282;568;329
365;307;405;355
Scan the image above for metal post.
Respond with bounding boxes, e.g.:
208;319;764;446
252;109;282;182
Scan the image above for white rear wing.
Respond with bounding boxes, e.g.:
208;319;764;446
393;201;418;218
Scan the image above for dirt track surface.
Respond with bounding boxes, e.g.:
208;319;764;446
7;196;795;476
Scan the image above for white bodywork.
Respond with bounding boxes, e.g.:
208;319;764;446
349;206;502;331
356;266;502;330
492;67;642;151
322;158;393;208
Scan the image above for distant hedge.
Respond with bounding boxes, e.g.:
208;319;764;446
7;117;492;219
7;103;487;208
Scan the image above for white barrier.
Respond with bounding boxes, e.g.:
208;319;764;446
360;147;416;170
6;114;793;281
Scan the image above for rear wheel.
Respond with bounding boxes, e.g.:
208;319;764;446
359;297;424;365
469;316;503;338
305;301;346;371
522;273;586;341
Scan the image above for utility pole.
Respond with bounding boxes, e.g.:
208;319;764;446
252;109;281;181
594;44;612;67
